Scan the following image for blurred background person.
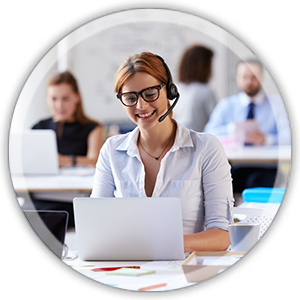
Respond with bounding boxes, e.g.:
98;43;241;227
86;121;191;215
33;71;103;167
173;45;216;132
30;71;104;227
204;59;290;194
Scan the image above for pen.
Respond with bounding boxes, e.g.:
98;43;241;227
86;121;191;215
138;283;167;291
91;266;140;272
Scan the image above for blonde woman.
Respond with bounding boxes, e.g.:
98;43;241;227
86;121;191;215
31;71;103;227
33;71;103;167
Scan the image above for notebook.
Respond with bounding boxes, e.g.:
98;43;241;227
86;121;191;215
73;197;185;261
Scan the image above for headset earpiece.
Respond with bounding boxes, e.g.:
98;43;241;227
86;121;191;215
155;54;180;122
168;83;178;100
155;55;179;100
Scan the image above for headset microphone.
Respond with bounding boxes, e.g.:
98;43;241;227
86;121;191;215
156;55;180;123
158;93;180;122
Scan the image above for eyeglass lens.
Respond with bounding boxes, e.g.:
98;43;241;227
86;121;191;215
122;87;159;106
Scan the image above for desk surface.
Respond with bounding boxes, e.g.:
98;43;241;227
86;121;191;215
12;174;94;192
63;231;194;291
11;145;291;193
59;200;271;291
224;144;291;163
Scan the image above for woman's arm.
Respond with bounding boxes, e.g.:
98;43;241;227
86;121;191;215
90;137;116;197
184;134;233;252
58;125;104;167
184;228;230;252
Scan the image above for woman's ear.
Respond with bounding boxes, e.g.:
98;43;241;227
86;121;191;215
75;93;81;105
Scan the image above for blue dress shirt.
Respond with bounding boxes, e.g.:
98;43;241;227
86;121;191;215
91;122;234;235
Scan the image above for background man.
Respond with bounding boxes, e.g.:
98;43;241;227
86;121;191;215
204;58;290;193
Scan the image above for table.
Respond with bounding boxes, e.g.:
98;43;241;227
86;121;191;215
63;231;196;291
223;144;291;166
223;144;291;189
11;167;95;193
11;146;291;193
12;174;94;192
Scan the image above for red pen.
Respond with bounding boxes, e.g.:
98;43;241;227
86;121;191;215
91;266;140;272
138;283;167;291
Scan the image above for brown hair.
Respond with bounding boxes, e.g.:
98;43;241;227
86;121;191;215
48;71;97;125
178;45;214;84
114;52;173;118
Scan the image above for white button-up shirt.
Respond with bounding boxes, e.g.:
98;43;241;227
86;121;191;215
91;122;233;235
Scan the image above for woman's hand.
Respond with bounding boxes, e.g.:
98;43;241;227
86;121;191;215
58;153;73;167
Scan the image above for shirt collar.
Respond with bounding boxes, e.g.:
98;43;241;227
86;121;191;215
116;126;140;157
172;121;194;151
115;121;194;157
240;90;265;106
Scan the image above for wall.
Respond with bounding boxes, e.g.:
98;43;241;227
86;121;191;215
70;21;232;125
10;10;282;131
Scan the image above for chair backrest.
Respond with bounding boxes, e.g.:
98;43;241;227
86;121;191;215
233;207;277;239
242;187;285;203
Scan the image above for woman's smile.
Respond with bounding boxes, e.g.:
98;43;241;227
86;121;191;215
136;110;156;119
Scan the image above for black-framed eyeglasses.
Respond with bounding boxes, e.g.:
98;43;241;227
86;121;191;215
116;83;165;107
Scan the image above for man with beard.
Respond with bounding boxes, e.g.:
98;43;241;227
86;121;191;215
204;59;290;194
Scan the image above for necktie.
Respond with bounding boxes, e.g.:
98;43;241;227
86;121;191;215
245;102;255;146
246;102;255;119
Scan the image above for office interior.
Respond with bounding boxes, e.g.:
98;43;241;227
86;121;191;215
10;11;291;289
8;10;291;289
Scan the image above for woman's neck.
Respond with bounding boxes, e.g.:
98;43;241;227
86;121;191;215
53;116;76;123
138;118;176;151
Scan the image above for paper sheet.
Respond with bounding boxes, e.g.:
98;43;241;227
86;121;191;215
197;256;243;266
94;270;192;291
140;260;184;270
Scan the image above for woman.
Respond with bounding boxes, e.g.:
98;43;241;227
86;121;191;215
91;52;233;252
31;71;103;227
32;71;103;167
173;45;216;132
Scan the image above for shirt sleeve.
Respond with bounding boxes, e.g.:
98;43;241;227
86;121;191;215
201;134;234;231
204;99;232;137
271;96;291;145
90;139;116;197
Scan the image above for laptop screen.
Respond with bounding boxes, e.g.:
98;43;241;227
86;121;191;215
23;210;69;258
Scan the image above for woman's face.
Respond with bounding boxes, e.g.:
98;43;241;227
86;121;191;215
47;83;80;122
121;72;169;131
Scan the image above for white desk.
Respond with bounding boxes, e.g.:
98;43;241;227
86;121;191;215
12;174;94;192
224;144;291;163
11;167;95;192
11;146;291;193
63;231;196;291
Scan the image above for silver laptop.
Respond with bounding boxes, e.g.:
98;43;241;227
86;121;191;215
73;197;185;261
9;130;59;175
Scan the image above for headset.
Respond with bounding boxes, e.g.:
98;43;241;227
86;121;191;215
155;55;180;122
